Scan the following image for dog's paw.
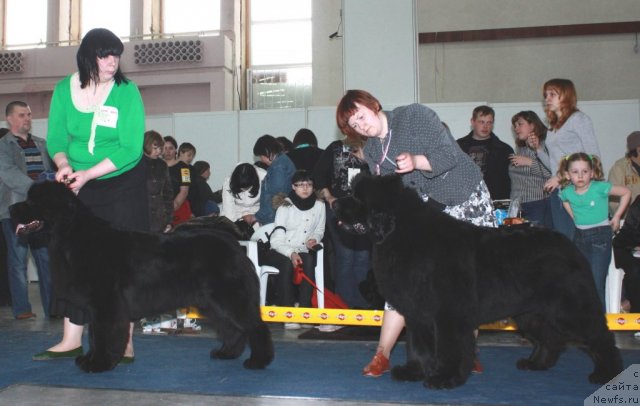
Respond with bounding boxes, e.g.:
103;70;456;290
243;357;269;370
390;361;424;381
589;369;618;385
516;358;548;371
210;348;241;360
75;354;115;373
424;372;467;390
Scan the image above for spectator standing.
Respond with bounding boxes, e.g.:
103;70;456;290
0;101;54;320
253;135;296;225
508;111;552;227
167;141;195;225
313;137;371;308
288;128;324;172
542;78;601;240
559;153;630;310
608;131;640;217
191;160;220;216
457;105;514;200
0;128;10;307
143;130;173;233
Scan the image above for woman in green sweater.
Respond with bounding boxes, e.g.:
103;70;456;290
33;28;147;363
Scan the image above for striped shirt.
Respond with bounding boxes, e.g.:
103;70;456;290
508;145;552;203
15;134;45;180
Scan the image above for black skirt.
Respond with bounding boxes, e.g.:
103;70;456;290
50;159;149;324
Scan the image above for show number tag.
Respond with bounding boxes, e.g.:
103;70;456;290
180;168;191;183
96;106;118;128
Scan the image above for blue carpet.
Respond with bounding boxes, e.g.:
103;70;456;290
1;330;639;405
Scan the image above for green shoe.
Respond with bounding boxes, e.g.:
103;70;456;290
32;346;83;361
119;356;135;365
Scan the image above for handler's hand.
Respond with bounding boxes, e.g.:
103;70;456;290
290;252;302;267
544;176;560;193
64;170;90;193
395;152;415;174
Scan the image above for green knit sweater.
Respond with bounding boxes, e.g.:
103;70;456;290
47;74;145;179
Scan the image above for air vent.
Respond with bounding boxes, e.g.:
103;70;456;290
0;52;24;73
133;40;203;65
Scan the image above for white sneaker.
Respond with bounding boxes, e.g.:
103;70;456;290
284;323;301;330
317;324;342;333
633;331;640;340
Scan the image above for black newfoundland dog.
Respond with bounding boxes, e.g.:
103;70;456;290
334;174;622;389
10;181;273;372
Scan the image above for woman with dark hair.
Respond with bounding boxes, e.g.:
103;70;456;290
39;28;147;362
288;128;323;172
221;163;266;229
313;136;371;309
508;111;552;227
190;160;219;216
143;130;173;232
253;134;296;225
542;78;601;239
162;135;178;163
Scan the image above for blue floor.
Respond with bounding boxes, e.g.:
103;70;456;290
2;330;639;405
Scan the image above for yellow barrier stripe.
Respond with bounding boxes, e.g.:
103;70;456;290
261;306;384;326
606;313;640;330
185;306;640;331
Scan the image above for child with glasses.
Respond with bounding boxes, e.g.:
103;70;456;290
261;170;326;329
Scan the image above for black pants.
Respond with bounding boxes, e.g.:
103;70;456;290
263;250;315;307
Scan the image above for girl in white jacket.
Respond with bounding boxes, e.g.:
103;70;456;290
263;170;325;319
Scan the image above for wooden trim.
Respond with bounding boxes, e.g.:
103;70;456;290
419;21;640;44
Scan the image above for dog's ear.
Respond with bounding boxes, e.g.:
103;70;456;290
367;210;395;243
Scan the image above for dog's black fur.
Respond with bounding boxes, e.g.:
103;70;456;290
10;181;274;373
334;174;622;389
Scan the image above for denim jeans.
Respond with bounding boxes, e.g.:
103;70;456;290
521;198;552;228
550;190;575;240
1;218;51;317
574;225;612;312
326;208;371;308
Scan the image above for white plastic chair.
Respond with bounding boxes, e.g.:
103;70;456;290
605;246;625;314
239;224;279;306
240;223;325;308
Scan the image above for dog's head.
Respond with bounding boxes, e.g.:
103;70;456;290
10;181;80;239
334;174;413;244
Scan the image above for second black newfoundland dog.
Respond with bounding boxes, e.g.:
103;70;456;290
334;174;622;389
10;181;273;372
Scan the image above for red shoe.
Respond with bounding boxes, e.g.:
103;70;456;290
15;312;36;320
362;352;390;377
472;355;483;374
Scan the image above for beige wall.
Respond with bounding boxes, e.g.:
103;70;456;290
1;0;639;114
311;0;343;107
415;0;640;103
311;0;640;106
